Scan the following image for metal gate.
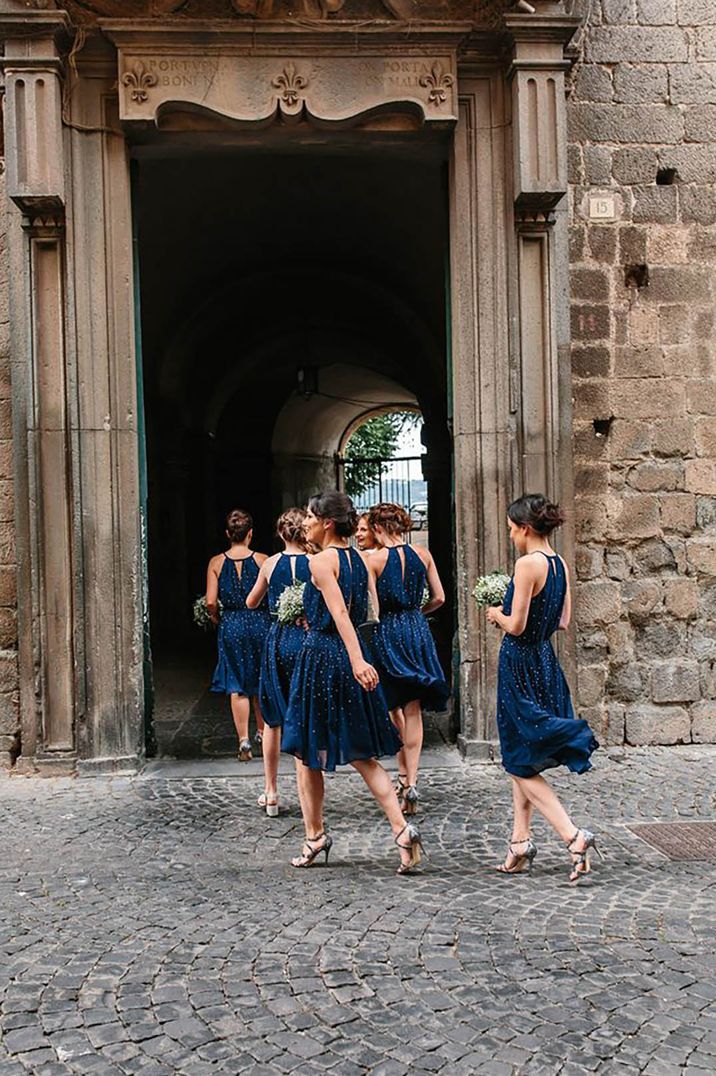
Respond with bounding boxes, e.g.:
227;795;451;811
336;454;427;530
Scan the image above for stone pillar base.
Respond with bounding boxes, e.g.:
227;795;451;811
77;755;143;777
457;736;499;761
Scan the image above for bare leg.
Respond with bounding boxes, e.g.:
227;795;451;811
515;774;584;848
390;707;406;740
511;777;534;842
351;757;415;868
402;699;423;788
296;766;325;837
499;777;535;870
252;696;266;737
261;725;281;799
230;693;250;743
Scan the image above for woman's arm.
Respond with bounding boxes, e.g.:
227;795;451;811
420;549;445;615
360;551;381;622
312;551;379;691
206;557;221;626
486;557;542;637
558;558;571;631
246;554;276;609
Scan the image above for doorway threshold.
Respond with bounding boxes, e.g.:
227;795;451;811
139;745;462;780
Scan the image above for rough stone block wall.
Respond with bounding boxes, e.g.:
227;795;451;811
568;0;716;745
0;172;19;769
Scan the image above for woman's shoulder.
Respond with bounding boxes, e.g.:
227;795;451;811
208;552;226;571
514;552;547;577
409;544;431;567
253;550;269;566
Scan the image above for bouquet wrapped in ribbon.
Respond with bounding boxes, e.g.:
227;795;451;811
193;596;222;630
472;571;511;610
276;581;306;625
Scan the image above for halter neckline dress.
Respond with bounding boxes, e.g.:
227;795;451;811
282;546;401;772
259;552;311;729
497;552;599;777
211;551;271;697
372;544;449;712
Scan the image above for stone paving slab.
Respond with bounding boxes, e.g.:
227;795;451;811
0;746;715;1074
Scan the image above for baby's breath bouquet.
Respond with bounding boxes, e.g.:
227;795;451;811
193;596;222;630
472;571;511;610
276;581;306;625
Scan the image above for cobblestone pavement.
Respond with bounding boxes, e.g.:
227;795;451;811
1;747;716;1076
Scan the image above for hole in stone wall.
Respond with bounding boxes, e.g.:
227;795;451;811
624;264;649;289
656;167;678;186
593;417;612;438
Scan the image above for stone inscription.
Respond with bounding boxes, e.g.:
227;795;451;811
118;52;457;125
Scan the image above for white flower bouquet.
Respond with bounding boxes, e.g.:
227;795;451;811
472;571;511;610
421;585;430;609
193;596;222;630
276;581;306;625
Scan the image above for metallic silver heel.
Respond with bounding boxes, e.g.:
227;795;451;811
291;832;333;869
238;739;252;762
395;822;424;875
403;785;419;817
496;838;537;875
567;828;603;884
395;774;408;810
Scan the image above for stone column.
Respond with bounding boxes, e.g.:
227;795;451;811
1;10;78;772
450;68;512;757
506;7;579;680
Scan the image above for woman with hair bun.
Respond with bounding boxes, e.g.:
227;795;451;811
367;503;448;817
282;490;423;874
486;494;601;884
207;508;271;761
246;508;312;817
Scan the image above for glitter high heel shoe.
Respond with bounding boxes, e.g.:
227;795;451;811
567;829;604;884
496;838;537;875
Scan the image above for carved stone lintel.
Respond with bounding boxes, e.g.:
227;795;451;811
21;209;66;237
515;208;556;231
272;62;308;112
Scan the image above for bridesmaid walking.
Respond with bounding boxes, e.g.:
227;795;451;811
246;509;311;817
355;513;381;554
368;503;448;816
486;494;601;883
282;491;423;874
207;508;271;761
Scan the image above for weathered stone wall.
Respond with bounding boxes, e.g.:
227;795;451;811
0;171;19;769
569;0;716;745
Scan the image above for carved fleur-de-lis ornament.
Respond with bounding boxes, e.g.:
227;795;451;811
121;61;158;104
419;62;454;107
272;62;308;108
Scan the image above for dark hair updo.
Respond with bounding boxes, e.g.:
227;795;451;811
277;507;307;547
368;502;412;536
507;494;565;536
308;491;358;538
226;508;253;544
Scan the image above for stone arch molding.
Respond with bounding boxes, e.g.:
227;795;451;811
116;51;456;126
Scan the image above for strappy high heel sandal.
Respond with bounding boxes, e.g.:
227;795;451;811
567;828;604;884
257;792;279;817
238;739;252;762
395;774;408;810
395;822;424;875
402;785;419;817
496;838;537;875
291;832;333;869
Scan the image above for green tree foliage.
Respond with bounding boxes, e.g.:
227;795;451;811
343;411;417;497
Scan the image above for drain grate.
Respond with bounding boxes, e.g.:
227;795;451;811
628;821;716;861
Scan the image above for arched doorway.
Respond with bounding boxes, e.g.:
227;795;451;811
135;143;452;757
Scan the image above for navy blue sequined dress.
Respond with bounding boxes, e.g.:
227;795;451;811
372;545;449;712
282;546;402;772
259;553;311;729
497;553;598;778
211;553;271;697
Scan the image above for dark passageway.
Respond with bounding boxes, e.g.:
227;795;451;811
134;145;452;756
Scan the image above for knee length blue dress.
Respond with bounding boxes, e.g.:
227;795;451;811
259;552;311;729
372;545;449;712
211;553;271;697
497;553;599;778
282;546;402;772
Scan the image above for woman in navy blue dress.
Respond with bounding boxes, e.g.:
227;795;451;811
282;491;423;874
486;495;600;883
368;503;448;817
206;508;271;761
246;508;311;817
